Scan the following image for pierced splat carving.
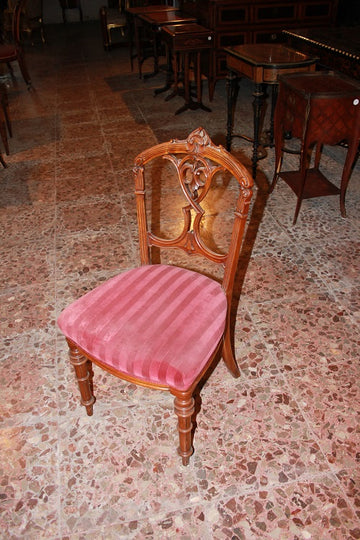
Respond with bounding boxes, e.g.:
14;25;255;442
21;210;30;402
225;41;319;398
162;153;223;258
133;127;253;266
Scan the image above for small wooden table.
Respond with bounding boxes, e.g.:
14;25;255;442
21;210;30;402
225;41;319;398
127;5;178;73
161;23;214;114
270;71;360;223
137;11;197;78
225;44;317;178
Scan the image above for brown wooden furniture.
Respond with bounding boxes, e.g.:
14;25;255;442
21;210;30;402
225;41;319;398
3;0;45;44
0;0;31;88
180;0;338;85
57;127;253;465
59;0;83;23
160;23;214;114
137;10;197;78
127;4;178;71
225;43;317;178
270;72;360;223
283;26;360;80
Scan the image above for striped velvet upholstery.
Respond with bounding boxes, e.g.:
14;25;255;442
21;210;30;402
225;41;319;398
58;264;227;391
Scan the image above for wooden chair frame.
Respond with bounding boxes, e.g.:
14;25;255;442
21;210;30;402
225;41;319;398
62;127;253;465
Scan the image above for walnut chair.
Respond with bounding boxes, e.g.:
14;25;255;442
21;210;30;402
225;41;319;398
57;127;253;465
0;0;32;88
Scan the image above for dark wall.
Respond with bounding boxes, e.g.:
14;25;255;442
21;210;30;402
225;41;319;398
337;0;360;25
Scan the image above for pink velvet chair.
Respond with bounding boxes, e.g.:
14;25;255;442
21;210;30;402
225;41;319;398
58;127;253;465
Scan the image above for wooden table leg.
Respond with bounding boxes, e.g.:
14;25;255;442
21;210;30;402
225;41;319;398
226;70;238;151
252;82;265;179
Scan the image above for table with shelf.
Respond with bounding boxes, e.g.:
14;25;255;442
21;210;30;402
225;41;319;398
225;43;317;178
270;71;360;223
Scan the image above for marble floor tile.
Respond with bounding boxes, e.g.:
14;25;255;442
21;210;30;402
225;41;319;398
0;21;359;540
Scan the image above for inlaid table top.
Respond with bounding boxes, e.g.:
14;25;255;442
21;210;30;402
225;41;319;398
225;43;318;83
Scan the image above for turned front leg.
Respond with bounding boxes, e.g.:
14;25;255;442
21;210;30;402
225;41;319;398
173;392;195;466
67;339;95;416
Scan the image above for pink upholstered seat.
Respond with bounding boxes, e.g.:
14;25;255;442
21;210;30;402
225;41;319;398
58;264;226;390
57;128;253;465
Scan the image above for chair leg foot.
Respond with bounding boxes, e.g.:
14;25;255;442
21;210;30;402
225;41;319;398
0;152;7;167
173;391;195;465
67;339;95;416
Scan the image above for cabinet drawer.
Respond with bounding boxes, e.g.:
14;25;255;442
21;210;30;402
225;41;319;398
217;31;247;49
253;30;285;43
216;4;248;28
172;33;214;50
253;3;296;23
300;1;333;20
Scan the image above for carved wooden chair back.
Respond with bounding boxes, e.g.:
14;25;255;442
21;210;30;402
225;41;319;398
58;128;253;465
134;127;252;301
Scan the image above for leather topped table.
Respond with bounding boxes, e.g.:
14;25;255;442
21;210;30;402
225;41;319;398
225;43;318;178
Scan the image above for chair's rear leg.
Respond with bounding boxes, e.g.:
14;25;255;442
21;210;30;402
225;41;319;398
0;117;9;154
173;391;195;466
17;54;32;88
0;151;7;167
67;339;95;416
222;325;240;378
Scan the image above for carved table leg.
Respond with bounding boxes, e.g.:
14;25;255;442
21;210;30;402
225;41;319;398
252;82;265;179
340;139;359;217
269;83;278;145
226;70;238;151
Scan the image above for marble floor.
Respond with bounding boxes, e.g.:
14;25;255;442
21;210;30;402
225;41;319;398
0;22;359;540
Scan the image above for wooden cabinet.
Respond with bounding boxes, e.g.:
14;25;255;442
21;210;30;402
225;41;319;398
180;0;339;81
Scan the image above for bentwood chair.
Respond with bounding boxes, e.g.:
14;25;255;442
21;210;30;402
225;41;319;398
57;127;253;465
0;0;32;88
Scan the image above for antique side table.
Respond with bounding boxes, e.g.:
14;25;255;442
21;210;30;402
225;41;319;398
161;23;214;115
126;5;178;73
225;43;317;178
137;11;197;78
270;71;360;223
